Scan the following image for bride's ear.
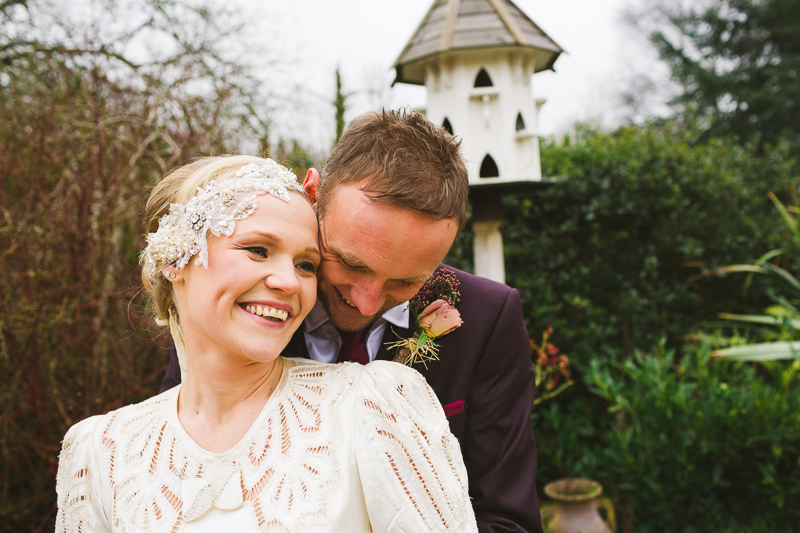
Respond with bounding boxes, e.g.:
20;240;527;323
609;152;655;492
162;268;183;282
303;168;320;205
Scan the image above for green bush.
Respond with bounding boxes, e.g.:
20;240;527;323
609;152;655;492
442;123;800;530
534;345;800;532
447;123;798;364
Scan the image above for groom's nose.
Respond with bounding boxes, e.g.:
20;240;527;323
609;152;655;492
348;281;386;317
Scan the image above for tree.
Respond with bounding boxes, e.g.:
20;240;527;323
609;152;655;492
642;0;800;161
0;1;289;529
333;66;353;145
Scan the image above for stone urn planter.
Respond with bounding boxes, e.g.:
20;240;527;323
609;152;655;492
540;478;615;533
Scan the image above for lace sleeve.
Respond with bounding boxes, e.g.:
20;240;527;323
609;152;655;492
355;361;478;532
55;416;111;533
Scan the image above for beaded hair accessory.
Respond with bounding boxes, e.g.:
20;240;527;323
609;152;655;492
143;160;304;276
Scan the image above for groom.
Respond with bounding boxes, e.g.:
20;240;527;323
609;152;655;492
161;110;542;532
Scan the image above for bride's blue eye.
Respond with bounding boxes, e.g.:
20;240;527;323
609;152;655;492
297;261;318;274
245;246;268;258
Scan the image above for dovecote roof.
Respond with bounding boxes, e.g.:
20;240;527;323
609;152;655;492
393;0;563;85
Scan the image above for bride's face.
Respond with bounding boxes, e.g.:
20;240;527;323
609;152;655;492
173;191;319;365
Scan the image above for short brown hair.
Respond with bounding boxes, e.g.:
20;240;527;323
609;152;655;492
319;109;468;230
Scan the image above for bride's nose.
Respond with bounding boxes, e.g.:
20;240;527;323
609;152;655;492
264;260;300;294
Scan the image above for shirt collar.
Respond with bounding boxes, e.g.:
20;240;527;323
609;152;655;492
304;299;409;333
382;301;410;329
304;299;332;333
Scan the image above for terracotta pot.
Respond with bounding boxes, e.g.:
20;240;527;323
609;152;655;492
540;478;615;533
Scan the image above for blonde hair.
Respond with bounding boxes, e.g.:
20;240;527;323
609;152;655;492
140;155;308;324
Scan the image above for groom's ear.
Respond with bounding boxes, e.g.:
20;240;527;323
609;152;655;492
303;168;320;205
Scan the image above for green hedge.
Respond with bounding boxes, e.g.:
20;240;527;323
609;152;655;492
443;123;800;531
447;123;797;362
535;345;800;532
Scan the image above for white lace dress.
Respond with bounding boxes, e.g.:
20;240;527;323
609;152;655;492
55;359;477;532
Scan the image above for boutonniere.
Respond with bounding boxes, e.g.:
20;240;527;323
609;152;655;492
387;268;463;368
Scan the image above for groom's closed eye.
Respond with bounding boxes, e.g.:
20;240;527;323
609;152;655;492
327;250;369;272
338;257;365;271
396;274;432;287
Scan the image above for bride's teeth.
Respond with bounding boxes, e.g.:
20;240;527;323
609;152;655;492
244;304;288;321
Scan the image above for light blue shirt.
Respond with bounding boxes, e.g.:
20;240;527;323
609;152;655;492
302;299;410;363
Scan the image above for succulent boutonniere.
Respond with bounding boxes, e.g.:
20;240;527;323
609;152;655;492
388;268;463;367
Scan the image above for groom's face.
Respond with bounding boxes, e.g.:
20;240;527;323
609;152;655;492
317;182;458;332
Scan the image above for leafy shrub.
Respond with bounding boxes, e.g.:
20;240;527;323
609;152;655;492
707;191;800;360
447;123;797;365
442;123;800;530
535;345;800;532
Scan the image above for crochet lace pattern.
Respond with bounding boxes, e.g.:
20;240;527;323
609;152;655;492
55;360;476;532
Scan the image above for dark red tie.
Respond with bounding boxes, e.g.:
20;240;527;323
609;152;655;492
335;327;370;365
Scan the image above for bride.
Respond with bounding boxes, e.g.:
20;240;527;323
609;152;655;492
55;156;477;532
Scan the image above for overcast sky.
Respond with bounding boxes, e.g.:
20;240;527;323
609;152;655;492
265;0;670;151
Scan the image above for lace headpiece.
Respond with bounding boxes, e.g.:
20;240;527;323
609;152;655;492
143;160;304;275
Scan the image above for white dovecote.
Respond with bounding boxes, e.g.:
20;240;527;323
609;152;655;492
393;0;563;188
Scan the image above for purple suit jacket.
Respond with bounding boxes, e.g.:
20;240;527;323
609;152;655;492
160;265;542;532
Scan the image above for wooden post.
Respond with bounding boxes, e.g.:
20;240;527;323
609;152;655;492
471;189;505;284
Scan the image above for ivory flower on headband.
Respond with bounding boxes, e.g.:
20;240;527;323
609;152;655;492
143;160;304;275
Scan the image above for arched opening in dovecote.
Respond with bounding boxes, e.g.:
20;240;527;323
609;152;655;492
515;112;526;132
474;68;493;88
479;154;499;178
442;117;454;135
